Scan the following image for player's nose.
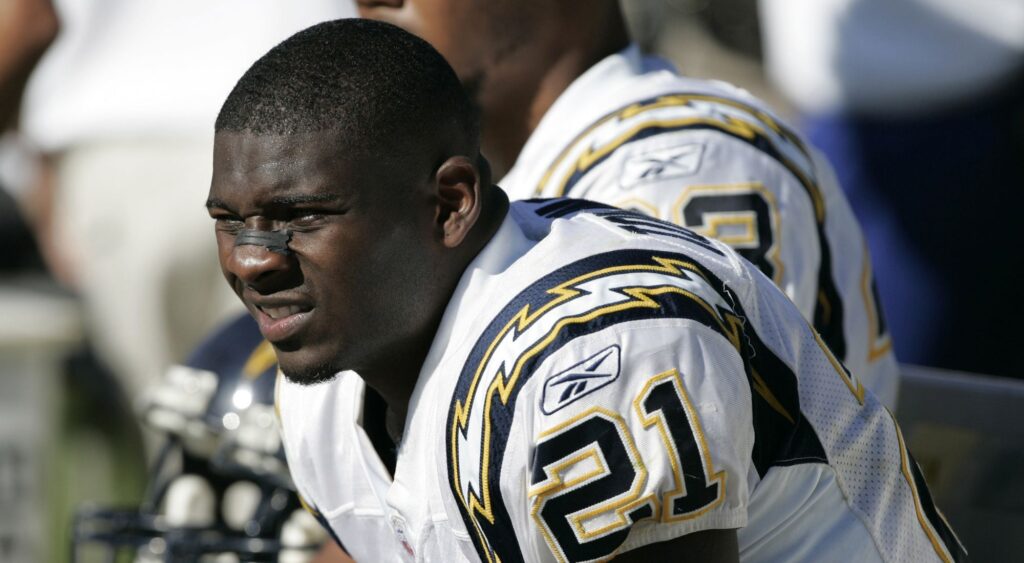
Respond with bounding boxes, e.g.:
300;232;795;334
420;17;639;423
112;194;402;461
226;242;292;290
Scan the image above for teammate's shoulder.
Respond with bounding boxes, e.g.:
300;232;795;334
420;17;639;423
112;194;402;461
533;71;818;200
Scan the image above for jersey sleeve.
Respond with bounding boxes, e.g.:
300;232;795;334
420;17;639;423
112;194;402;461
512;319;754;562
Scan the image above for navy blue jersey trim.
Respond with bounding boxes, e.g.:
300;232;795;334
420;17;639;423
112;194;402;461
908;454;970;562
532;198;619;219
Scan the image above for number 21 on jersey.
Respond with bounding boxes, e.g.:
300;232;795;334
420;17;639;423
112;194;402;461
529;369;726;562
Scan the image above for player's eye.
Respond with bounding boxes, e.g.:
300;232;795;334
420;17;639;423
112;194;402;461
289;213;324;227
287;207;342;230
213;215;245;234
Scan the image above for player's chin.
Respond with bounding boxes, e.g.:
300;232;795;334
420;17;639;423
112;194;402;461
276;347;344;387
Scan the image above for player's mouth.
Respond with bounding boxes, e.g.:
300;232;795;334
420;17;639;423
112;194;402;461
251;300;314;343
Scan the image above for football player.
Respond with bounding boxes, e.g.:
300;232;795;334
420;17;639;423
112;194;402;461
355;0;899;408
207;20;966;562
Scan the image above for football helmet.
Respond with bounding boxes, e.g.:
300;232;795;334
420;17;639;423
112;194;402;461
72;313;326;562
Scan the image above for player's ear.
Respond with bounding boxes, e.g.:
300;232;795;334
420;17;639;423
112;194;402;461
434;155;482;248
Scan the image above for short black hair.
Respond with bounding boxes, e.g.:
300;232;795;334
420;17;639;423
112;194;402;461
216;19;478;157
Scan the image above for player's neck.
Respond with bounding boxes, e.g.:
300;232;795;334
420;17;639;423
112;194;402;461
363;187;509;446
357;332;434;433
480;17;629;178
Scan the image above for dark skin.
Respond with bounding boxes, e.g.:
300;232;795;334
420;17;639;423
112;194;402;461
209;130;737;561
356;0;629;178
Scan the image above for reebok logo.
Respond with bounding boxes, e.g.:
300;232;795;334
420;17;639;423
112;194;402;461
541;345;621;414
620;143;704;190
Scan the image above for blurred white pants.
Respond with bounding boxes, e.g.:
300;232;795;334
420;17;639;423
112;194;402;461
52;137;243;401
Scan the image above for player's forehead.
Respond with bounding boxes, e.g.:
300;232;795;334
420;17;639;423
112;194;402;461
210;130;361;202
213;130;341;174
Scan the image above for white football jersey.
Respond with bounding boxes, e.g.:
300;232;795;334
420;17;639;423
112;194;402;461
500;46;898;407
277;200;964;563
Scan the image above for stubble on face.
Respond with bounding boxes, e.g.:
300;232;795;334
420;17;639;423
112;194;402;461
280;360;342;386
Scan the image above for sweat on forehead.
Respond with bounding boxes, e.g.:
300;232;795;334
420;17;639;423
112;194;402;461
215;18;479;156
